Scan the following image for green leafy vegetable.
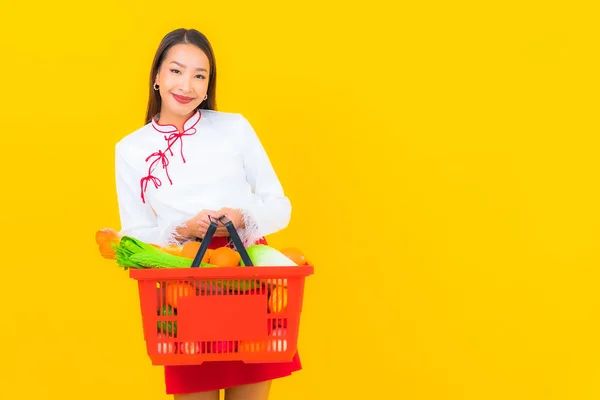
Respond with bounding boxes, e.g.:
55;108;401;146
112;236;214;270
157;305;177;336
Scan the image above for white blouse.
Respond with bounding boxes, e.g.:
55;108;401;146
114;109;291;247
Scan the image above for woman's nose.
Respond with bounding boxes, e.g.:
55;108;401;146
179;77;192;92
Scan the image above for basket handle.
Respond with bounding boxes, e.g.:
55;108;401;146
190;215;254;268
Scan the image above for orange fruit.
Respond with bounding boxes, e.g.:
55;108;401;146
268;286;288;314
151;244;184;257
95;228;121;259
181;241;200;258
239;340;261;353
210;247;241;267
165;282;194;309
181;241;212;262
162;245;183;257
280;247;306;265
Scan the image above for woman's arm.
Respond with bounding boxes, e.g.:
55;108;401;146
233;114;292;245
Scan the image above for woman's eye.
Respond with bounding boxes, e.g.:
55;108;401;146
195;75;206;79
170;69;181;74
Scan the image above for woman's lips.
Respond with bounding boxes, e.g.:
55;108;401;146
172;93;195;104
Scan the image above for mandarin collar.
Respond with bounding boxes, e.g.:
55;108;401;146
151;109;201;133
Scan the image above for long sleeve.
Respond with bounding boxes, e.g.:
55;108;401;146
236;115;292;245
115;144;188;246
115;144;162;244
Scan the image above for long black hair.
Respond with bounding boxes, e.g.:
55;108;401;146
145;28;218;124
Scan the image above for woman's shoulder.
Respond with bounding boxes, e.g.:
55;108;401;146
201;110;256;144
115;122;155;158
200;109;250;126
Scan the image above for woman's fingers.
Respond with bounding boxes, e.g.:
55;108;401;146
190;210;234;238
214;226;229;237
196;216;221;237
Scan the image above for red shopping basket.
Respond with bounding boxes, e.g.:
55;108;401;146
129;215;314;366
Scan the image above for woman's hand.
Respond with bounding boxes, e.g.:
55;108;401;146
177;209;219;239
176;208;246;239
214;207;245;236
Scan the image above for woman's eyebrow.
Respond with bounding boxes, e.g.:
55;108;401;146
170;60;208;72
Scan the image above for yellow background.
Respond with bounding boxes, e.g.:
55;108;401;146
0;1;598;399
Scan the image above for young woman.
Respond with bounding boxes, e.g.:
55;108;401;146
114;28;301;400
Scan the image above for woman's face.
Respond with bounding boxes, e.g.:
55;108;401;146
155;43;210;119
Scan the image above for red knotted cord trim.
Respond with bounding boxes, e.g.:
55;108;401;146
140;126;198;203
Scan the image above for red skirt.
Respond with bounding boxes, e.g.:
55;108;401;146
164;235;303;395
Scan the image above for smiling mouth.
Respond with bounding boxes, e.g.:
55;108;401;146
171;93;195;104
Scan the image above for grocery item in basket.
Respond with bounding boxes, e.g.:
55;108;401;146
242;244;302;286
166;282;195;308
157;305;177;336
96;228;182;259
97;226;312;270
242;244;298;267
209;246;241;267
95;228;121;259
181;241;212;262
269;328;288;352
112;236;215;270
239;328;288;353
268;285;288;314
194;278;260;293
280;247;308;266
157;333;176;354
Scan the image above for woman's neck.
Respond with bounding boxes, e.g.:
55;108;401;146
157;109;195;132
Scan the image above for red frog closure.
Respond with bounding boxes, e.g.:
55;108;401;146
140;111;201;203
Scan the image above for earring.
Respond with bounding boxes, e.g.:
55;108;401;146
153;83;159;90
203;95;207;101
